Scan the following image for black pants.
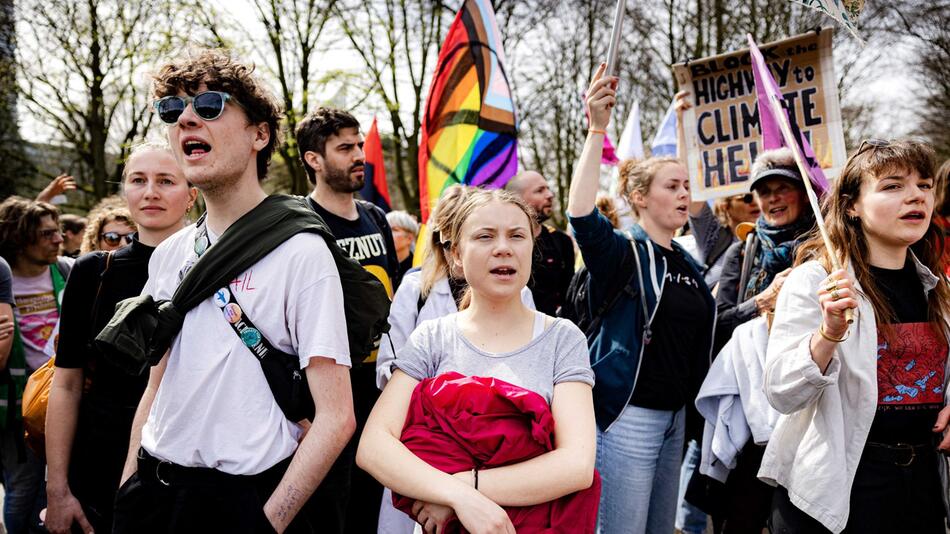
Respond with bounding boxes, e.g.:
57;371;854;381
769;443;946;534
69;399;137;534
715;443;774;534
112;449;312;534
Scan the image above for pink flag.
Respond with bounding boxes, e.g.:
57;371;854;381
748;35;829;196
582;92;620;165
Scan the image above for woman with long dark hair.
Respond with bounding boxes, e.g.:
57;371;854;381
761;139;950;533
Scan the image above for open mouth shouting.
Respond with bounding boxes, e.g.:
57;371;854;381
490;265;518;280
182;136;212;159
768;205;788;217
899;210;927;222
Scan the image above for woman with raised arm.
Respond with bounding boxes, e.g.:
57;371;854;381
359;189;597;534
567;64;716;534
45;143;196;534
761;139;950;533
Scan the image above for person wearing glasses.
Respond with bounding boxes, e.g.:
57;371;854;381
79;206;136;255
112;50;355;534
687;194;761;290
694;147;816;532
761;139;950;533
44;142;197;534
0;197;74;534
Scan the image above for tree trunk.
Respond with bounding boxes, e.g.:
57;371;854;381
0;0;30;198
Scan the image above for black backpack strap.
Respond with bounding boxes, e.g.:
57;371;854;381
214;286;311;422
584;237;641;338
357;199;389;229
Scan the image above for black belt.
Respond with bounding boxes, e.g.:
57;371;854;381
864;441;934;467
136;448;278;487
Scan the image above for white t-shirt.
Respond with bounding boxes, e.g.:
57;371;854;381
141;224;350;475
12;269;65;370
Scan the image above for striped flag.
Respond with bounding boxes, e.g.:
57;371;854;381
417;0;518;223
359;117;392;212
651;99;678;157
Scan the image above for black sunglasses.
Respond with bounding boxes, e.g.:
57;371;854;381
38;229;62;241
153;91;234;124
855;138;891;157
100;232;134;246
730;193;754;204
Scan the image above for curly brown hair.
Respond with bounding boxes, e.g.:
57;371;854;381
0;196;60;265
152;49;283;181
81;207;136;255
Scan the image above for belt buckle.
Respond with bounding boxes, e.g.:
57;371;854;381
155;460;173;486
894;442;916;467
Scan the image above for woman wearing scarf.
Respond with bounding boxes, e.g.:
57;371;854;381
704;147;815;532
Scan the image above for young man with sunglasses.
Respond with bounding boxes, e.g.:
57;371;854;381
113;50;355;534
0;196;73;534
294;107;400;534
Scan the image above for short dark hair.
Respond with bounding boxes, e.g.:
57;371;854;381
0;196;59;264
152;49;283;181
60;214;87;234
295;107;361;185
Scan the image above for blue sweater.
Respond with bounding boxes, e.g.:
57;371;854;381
570;209;717;431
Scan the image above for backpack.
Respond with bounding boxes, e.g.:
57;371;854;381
559;241;640;340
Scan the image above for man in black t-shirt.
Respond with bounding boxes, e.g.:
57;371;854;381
505;171;575;316
296;107;398;534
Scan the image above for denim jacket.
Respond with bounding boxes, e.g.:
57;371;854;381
570;209;717;432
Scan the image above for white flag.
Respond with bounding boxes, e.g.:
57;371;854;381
616;101;645;161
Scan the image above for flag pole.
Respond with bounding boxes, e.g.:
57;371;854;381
605;0;625;77
748;34;852;323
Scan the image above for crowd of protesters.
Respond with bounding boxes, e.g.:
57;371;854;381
0;47;948;534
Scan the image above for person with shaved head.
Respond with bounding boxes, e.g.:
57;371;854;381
505;171;575;316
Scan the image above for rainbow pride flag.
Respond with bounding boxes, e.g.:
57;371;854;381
417;0;518;223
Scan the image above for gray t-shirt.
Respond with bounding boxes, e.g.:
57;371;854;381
0;257;12;305
394;313;594;404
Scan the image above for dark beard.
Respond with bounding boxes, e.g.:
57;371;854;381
324;162;365;193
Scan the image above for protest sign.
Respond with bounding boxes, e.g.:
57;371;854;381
672;29;846;201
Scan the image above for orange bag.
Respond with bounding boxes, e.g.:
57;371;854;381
22;356;55;459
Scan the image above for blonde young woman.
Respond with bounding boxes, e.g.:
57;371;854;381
761;139;950;533
375;186;535;390
45;143;196;534
568;64;716;534
360;189;596;534
374;187;538;534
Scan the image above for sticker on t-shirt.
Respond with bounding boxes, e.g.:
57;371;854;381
15;291;59;353
877;322;947;408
